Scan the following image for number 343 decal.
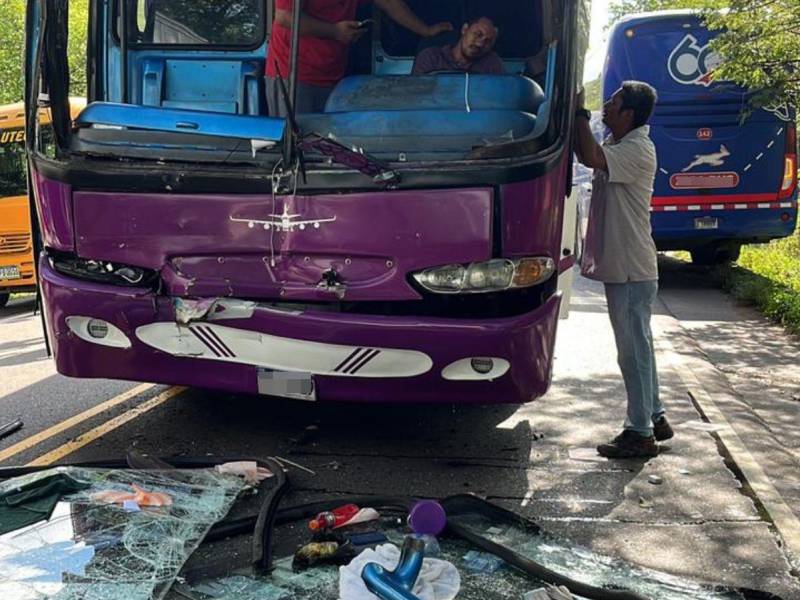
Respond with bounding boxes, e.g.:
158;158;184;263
667;34;723;87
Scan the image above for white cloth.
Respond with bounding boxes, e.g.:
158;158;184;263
339;543;460;600
581;125;659;284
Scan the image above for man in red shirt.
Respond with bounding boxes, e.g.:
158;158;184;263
266;0;452;116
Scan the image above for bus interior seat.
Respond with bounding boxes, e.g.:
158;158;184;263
140;57;263;116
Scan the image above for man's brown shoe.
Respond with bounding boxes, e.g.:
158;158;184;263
653;415;674;441
597;430;659;458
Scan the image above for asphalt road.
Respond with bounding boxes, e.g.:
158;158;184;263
1;258;799;598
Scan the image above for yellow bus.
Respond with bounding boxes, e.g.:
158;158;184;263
0;101;83;308
0;103;31;308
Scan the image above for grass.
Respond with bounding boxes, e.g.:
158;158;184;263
715;228;800;334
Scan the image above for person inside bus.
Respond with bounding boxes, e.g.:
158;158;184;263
412;17;504;75
266;0;453;116
573;81;674;459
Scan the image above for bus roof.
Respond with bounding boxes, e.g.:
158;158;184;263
603;10;746;103
611;10;702;31
0;98;86;131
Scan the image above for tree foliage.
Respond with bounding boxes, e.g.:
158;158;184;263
0;0;88;105
706;0;800;108
0;0;26;105
584;76;602;111
607;0;722;27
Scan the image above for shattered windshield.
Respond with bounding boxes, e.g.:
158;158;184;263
0;467;245;600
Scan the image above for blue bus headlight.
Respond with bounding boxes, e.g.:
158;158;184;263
413;257;554;294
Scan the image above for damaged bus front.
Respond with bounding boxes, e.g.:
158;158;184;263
25;0;588;403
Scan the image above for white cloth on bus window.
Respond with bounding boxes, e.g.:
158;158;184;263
339;543;460;600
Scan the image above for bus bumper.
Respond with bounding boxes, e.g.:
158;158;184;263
40;256;561;404
652;204;797;249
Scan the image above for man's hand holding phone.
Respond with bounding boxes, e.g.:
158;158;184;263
333;20;368;44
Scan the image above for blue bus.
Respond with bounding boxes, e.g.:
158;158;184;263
605;11;797;265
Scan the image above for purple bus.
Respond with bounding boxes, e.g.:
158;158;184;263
24;0;588;403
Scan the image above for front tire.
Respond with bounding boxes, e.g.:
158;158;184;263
0;293;9;309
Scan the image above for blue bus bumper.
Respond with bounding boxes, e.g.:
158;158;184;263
651;205;797;250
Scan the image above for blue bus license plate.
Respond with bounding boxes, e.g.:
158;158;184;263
694;217;719;230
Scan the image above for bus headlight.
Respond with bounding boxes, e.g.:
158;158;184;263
51;254;158;288
413;257;554;294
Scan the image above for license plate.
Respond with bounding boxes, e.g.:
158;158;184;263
0;266;20;281
257;369;316;401
694;217;719;230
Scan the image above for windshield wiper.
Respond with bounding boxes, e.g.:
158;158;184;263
298;133;400;186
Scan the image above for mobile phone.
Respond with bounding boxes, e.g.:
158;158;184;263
357;19;374;29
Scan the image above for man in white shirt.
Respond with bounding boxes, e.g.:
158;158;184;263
573;81;673;458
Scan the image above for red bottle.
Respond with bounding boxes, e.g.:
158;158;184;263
308;503;360;531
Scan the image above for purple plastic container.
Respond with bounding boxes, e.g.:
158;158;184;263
408;500;447;536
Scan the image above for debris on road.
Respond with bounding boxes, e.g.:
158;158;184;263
639;496;654;509
0;456;790;600
0;418;23;441
648;475;664;485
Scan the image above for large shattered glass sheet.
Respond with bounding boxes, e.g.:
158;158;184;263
0;467;245;600
449;514;758;599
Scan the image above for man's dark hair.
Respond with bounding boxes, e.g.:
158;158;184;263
620;81;657;128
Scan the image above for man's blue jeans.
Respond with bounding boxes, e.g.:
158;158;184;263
604;280;665;436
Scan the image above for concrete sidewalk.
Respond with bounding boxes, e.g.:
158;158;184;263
507;272;800;597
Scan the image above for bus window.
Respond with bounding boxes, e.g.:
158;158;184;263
0;132;27;198
126;0;265;47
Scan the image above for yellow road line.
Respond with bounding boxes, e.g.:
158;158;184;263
26;386;187;467
0;383;155;463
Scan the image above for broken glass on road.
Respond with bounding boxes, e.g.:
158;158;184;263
0;467;245;600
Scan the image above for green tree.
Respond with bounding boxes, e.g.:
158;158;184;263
0;0;26;105
608;0;723;26
706;1;800;108
584;76;602;111
0;0;88;106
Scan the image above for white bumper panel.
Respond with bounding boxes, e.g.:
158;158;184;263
135;322;433;378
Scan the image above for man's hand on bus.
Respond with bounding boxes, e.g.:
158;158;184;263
576;87;586;110
573;89;608;172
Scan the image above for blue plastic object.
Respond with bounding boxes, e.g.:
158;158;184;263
76;103;285;142
362;537;425;600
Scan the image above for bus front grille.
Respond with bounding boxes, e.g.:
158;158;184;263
0;233;31;254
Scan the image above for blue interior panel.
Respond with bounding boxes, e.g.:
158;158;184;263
76;102;284;141
299;109;536;154
324;74;545;114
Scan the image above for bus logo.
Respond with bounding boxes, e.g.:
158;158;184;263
230;205;336;232
697;128;713;141
667;34;723;87
681;144;730;172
